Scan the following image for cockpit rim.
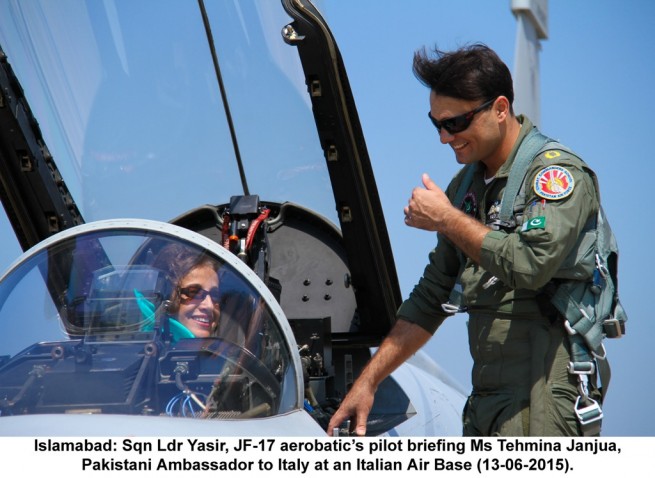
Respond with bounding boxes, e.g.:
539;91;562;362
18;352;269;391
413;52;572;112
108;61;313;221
0;217;304;411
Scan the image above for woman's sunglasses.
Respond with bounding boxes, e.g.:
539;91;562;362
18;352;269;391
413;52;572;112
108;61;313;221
178;285;220;306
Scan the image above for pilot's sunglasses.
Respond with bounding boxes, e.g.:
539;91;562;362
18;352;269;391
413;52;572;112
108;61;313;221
179;285;221;306
428;98;496;134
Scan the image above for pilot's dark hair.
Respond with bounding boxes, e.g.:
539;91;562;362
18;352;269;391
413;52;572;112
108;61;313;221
412;43;514;113
151;242;220;314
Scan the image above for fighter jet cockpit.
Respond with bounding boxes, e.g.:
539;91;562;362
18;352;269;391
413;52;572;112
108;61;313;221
0;220;300;421
0;0;466;436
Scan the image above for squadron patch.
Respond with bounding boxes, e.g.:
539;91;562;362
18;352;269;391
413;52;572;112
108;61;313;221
533;166;574;200
460;191;478;217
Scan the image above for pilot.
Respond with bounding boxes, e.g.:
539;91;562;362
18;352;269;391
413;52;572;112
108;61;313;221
328;44;610;437
144;243;221;341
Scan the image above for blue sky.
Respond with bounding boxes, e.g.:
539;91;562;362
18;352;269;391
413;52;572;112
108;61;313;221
322;0;654;436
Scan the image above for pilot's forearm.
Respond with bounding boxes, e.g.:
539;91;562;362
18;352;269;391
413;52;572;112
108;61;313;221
434;206;489;264
327;318;433;436
357;318;433;390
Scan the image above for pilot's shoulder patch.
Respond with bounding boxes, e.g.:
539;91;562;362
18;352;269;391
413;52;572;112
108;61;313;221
533;165;574;200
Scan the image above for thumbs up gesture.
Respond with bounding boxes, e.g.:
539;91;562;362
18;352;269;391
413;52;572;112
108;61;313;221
404;173;451;231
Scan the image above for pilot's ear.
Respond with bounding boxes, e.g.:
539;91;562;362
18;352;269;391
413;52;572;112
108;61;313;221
495;96;511;119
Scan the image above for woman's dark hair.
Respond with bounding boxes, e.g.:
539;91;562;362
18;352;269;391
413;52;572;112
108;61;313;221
413;43;514;111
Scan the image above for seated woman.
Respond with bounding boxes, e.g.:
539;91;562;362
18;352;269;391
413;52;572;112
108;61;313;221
143;243;221;341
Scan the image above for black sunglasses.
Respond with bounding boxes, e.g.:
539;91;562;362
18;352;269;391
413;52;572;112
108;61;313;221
178;285;220;306
428;98;496;134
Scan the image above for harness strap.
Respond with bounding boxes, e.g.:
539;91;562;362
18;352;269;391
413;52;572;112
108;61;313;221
450;126;612;435
452;163;477;209
491;126;611;435
443;164;479;314
498;128;552;224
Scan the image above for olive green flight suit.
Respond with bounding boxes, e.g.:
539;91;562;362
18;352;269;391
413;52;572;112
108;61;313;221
398;116;600;436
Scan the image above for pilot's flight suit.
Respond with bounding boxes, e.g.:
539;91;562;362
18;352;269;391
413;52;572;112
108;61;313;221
398;116;600;436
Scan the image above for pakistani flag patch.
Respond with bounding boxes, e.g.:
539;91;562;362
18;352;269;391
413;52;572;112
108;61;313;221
522;216;546;231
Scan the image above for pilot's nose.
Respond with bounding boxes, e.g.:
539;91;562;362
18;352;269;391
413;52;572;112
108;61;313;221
439;128;454;144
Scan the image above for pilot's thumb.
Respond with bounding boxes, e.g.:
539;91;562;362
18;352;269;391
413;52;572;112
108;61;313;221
422;173;438;190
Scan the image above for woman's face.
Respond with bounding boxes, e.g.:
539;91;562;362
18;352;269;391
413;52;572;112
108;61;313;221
176;264;220;337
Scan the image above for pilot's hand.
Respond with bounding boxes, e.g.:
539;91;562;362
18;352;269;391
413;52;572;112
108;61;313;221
326;380;375;437
404;173;452;232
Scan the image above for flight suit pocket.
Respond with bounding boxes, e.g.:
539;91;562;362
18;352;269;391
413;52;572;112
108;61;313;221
543;383;580;436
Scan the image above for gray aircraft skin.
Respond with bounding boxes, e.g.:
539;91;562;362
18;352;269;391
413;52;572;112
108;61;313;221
0;0;467;436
